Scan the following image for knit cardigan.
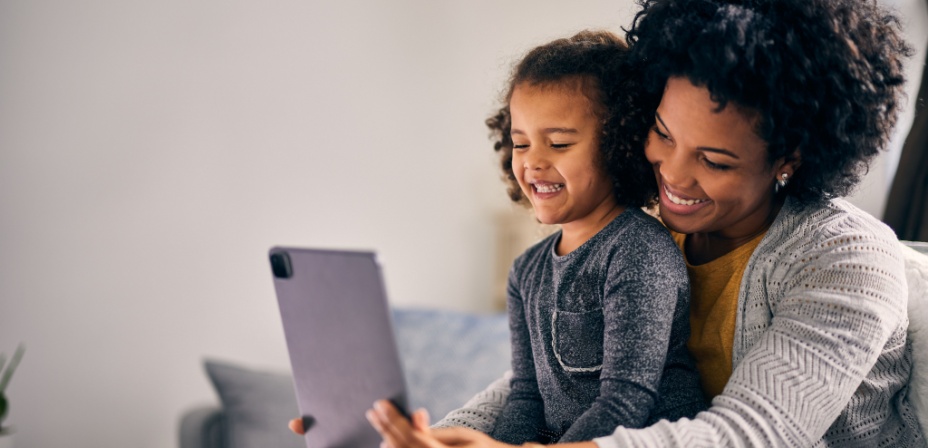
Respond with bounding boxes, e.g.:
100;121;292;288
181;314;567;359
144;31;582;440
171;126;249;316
435;198;926;447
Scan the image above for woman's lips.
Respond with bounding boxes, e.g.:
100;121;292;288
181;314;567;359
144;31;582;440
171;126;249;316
660;182;711;215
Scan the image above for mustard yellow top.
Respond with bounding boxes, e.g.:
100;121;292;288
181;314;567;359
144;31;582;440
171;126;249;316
672;230;766;399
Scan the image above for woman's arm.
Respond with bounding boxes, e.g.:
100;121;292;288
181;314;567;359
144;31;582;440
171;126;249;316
431;371;512;432
371;399;599;448
594;230;909;447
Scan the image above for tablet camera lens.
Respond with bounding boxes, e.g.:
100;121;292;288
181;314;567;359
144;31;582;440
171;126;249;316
270;252;293;279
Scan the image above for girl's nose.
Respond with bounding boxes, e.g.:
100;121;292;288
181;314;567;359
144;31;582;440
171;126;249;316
522;149;549;170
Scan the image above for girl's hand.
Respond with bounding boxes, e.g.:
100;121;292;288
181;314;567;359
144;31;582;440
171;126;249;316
367;399;517;448
288;416;310;435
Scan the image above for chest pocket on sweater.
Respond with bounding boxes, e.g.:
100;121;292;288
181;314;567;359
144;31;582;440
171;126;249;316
552;308;604;372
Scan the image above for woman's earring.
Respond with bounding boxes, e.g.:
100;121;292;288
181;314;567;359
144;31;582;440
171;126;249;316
774;172;789;194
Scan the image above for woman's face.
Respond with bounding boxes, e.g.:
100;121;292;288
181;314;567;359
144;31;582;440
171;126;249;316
645;76;796;239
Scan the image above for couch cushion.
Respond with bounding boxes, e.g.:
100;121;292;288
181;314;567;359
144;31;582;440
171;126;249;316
901;241;928;435
204;360;303;448
392;308;510;421
201;308;510;447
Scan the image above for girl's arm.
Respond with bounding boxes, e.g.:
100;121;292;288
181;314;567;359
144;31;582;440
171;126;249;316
558;234;691;442
488;270;547;444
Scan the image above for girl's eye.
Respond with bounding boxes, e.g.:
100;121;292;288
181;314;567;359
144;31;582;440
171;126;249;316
513;144;529;150
551;143;573;149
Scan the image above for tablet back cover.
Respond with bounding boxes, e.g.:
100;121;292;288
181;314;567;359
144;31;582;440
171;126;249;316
270;247;407;448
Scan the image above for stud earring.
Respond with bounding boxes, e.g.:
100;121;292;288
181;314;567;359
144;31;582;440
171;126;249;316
774;172;789;194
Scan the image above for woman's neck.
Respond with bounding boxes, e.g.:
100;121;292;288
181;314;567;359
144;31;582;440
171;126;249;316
685;199;783;265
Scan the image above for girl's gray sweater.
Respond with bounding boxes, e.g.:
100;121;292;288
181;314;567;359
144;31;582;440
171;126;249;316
436;198;926;447
490;208;705;444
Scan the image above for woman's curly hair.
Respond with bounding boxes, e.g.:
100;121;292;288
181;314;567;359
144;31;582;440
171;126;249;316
626;0;911;203
487;30;657;208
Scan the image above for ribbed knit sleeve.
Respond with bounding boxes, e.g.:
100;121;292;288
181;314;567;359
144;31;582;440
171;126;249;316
431;371;511;433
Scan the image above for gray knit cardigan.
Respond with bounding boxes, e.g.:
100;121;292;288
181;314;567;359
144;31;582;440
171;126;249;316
435;198;926;447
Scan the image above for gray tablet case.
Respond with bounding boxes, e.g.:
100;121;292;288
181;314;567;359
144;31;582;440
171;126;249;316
269;247;408;448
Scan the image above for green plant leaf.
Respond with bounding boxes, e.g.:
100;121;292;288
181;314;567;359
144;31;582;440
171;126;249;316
0;392;7;424
0;345;24;393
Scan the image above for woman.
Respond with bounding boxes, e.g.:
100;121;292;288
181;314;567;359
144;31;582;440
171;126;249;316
362;0;926;446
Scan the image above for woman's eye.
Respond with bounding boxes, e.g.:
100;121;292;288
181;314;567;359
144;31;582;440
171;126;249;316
651;126;672;143
703;158;731;171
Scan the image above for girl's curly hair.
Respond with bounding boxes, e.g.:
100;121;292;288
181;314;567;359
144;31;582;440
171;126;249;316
626;0;911;203
487;30;657;208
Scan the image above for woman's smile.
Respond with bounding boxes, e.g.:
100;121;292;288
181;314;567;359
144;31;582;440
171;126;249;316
660;181;711;214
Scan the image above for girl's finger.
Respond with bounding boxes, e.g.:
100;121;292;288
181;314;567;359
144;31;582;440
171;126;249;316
288;417;305;435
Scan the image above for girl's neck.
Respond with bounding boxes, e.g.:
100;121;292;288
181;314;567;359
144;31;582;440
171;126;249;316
557;203;625;256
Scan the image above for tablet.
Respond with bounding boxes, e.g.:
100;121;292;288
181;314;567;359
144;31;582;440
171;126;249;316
269;247;409;448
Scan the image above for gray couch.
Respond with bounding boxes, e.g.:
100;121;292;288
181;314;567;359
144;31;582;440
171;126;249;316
178;308;511;448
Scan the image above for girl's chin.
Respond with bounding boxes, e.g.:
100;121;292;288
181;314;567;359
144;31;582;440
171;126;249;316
531;210;564;226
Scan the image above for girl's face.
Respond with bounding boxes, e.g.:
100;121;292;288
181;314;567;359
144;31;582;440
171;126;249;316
509;81;617;232
645;76;797;239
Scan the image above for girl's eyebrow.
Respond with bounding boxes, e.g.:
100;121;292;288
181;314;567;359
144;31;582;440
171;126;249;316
655;111;739;159
510;128;579;135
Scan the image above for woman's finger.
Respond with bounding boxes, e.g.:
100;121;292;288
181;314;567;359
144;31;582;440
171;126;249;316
369;401;449;448
376;401;418;443
432;427;506;447
369;408;416;447
412;409;431;433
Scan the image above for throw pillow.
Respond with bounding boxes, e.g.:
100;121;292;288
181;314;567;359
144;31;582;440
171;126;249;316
204;359;303;448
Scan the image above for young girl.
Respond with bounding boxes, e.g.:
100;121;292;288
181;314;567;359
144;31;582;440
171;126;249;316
478;30;704;444
293;30;705;445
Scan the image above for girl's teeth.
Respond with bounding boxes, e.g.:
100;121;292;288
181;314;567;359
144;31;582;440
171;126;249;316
665;186;706;206
535;183;564;194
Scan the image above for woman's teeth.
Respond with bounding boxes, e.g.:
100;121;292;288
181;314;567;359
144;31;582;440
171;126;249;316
535;183;564;194
665;186;707;206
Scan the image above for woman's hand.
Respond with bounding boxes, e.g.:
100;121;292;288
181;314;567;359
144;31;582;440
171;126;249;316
366;399;517;448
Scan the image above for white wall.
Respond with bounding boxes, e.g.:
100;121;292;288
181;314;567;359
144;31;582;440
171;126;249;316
0;1;640;447
0;1;924;447
848;0;928;217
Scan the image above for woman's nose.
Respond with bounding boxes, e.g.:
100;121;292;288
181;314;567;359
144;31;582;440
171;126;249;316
657;148;693;188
